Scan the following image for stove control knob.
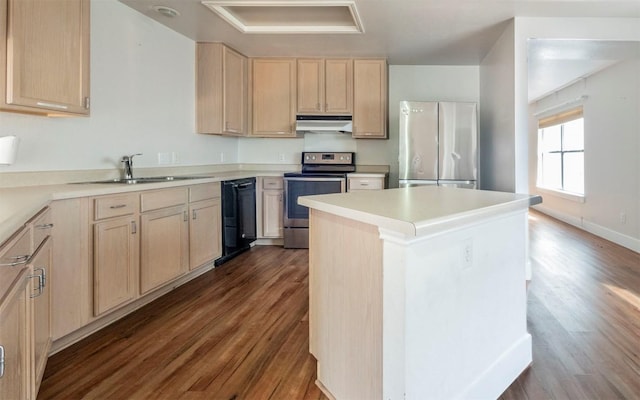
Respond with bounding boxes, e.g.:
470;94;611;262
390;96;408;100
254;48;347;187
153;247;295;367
311;155;316;160
340;156;344;160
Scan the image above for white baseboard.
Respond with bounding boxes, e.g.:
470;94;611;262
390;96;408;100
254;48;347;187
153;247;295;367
457;334;532;399
533;205;640;253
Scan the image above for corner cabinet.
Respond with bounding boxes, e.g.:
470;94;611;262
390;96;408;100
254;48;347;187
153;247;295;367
352;59;388;139
250;58;298;137
0;0;90;116
197;43;248;135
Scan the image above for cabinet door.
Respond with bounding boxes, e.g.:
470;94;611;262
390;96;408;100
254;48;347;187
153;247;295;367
0;269;29;400
29;238;52;395
325;59;352;114
251;58;297;137
262;190;283;238
51;198;91;340
189;198;222;270
2;0;90;115
93;217;138;316
140;206;189;294
297;59;324;114
223;46;248;135
352;59;387;139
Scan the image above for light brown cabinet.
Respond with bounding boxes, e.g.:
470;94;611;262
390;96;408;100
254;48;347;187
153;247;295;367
297;58;352;115
197;43;248;135
347;174;386;192
0;0;90;116
260;177;284;238
93;215;139;316
91;194;139;316
352;59;388;139
189;184;222;270
28;237;52;395
250;58;297;137
0;268;29;400
139;188;189;294
50;198;90;341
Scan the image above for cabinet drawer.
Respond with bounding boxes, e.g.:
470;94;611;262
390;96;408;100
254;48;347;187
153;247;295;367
30;207;53;250
141;188;188;212
348;177;384;191
262;177;284;190
0;227;31;269
94;194;138;220
189;183;221;203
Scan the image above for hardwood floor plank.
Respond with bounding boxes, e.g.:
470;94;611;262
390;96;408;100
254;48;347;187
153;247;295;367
40;210;640;399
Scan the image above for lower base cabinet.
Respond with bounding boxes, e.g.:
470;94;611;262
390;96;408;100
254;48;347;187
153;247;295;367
29;238;53;395
0;269;29;400
140;205;189;294
93;216;139;316
189;198;222;270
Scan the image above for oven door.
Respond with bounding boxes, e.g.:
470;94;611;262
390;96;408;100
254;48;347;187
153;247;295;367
283;176;345;228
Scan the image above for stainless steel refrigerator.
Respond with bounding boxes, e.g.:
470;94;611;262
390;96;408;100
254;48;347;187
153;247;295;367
399;101;478;188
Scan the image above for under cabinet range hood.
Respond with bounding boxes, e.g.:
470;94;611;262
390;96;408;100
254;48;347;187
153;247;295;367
295;115;352;133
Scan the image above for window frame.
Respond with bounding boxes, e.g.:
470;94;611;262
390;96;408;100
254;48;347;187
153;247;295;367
536;106;585;201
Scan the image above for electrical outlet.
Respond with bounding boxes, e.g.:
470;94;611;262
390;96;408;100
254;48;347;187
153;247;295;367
220;152;225;163
462;239;473;270
158;152;172;165
620;211;627;224
278;153;285;162
171;152;178;164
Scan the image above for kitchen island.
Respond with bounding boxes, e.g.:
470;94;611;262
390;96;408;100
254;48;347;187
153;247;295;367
299;186;542;400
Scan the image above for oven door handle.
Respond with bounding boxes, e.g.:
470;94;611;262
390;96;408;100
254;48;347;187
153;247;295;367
284;177;345;182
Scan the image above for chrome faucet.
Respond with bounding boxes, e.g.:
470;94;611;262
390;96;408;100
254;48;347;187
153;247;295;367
121;153;142;180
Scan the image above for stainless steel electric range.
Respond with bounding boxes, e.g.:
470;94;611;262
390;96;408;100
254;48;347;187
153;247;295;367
283;152;355;249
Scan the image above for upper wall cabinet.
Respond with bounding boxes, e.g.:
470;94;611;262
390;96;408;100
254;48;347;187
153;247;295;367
250;58;297;138
352;59;388;139
197;43;248;136
297;58;352;115
0;0;90;116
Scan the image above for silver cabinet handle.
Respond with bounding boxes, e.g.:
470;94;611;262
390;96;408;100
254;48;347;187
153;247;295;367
29;273;43;298
36;101;68;110
183;211;188;222
0;254;30;267
0;345;5;378
35;267;46;288
110;204;127;209
131;221;137;235
35;223;54;230
192;210;197;220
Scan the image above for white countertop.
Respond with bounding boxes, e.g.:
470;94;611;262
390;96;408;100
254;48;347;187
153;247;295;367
0;170;285;246
298;186;542;237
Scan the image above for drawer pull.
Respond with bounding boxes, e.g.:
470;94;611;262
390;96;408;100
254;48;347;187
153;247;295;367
0;254;30;267
37;101;68;110
35;223;54;230
131;221;137;235
110;204;127;209
35;267;47;288
0;345;4;378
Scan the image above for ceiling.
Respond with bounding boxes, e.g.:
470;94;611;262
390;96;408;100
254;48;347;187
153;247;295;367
118;0;640;101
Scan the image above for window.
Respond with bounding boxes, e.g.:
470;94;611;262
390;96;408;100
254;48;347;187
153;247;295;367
537;107;584;196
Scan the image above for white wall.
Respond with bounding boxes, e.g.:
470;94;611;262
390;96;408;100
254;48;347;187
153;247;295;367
479;20;516;193
514;17;640;251
529;60;640;251
0;0;237;173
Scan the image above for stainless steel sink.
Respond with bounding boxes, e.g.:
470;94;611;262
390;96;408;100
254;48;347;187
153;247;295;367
78;176;212;184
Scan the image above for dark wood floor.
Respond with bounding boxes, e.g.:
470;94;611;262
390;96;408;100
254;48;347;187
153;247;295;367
39;211;640;399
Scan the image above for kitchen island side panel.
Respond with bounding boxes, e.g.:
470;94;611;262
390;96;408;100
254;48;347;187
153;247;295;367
308;209;383;400
309;205;532;399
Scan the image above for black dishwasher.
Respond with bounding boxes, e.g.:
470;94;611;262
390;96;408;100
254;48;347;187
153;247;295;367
215;177;257;266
